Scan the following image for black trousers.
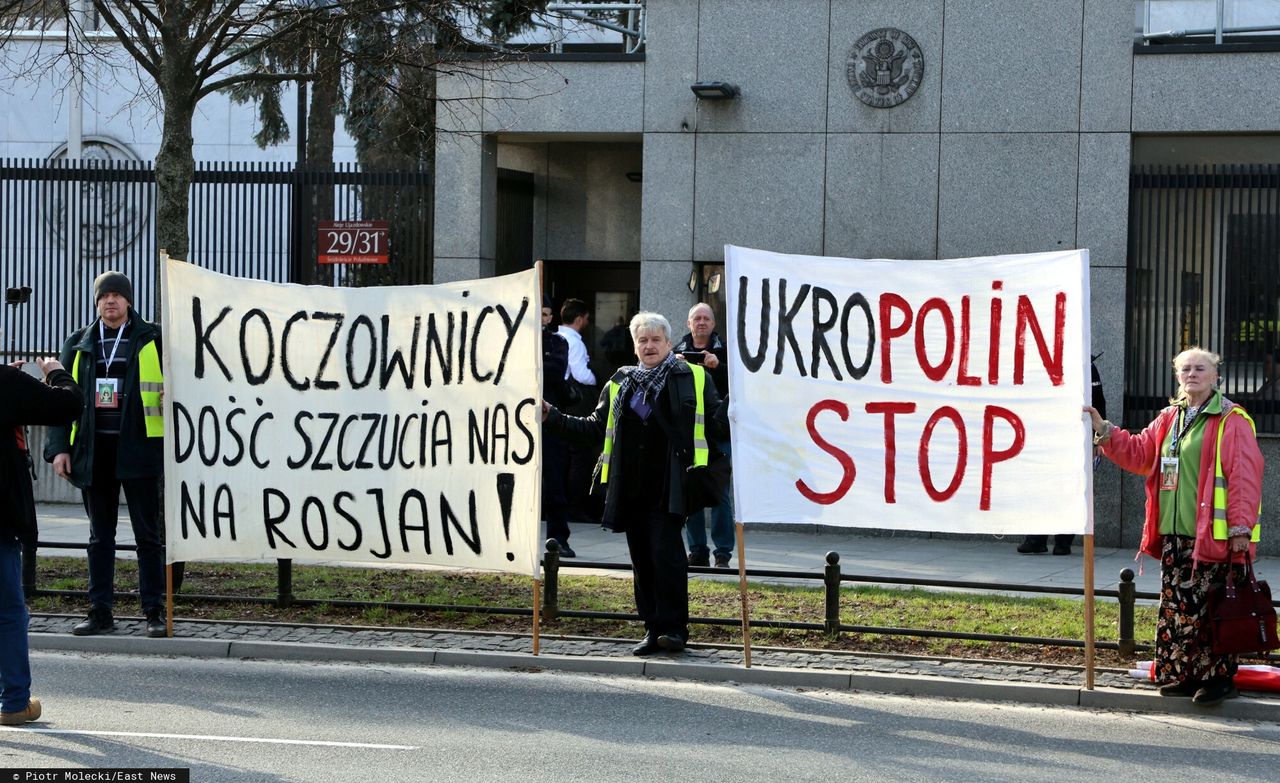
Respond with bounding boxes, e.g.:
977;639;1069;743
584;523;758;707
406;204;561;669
623;509;689;641
82;435;165;612
542;434;571;545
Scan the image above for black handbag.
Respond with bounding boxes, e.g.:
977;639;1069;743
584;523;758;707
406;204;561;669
1208;554;1280;655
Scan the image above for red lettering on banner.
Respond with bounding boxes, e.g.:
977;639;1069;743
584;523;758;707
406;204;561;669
913;297;954;382
796;399;856;504
956;296;981;386
878;293;911;383
981;405;1025;510
988;280;1003;385
1014;292;1066;386
919;406;967;501
865;401;917;503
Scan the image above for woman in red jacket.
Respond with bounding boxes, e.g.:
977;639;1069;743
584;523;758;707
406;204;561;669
1087;347;1264;706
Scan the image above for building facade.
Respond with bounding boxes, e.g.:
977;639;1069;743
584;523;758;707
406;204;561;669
433;0;1280;551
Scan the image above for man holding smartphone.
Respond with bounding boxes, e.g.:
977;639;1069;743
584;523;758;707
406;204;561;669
673;303;734;568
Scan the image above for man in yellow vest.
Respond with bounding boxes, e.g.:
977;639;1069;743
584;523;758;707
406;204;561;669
44;271;166;638
544;312;729;655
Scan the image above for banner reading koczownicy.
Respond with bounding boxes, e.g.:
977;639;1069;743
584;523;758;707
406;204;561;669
162;260;542;575
725;246;1092;535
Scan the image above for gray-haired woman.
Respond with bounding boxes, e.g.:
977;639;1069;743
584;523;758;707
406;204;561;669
543;311;729;655
1088;347;1264;706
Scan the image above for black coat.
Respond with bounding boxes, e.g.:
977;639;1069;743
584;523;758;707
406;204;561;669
545;358;728;530
42;308;164;487
0;365;82;541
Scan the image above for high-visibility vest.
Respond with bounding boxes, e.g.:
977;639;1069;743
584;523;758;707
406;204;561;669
1212;406;1261;542
70;340;165;445
600;364;710;484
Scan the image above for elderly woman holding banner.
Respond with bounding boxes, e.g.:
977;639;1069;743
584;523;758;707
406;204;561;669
543;312;729;656
1088;347;1263;706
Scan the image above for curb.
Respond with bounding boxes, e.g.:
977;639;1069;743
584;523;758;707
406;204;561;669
30;633;1280;721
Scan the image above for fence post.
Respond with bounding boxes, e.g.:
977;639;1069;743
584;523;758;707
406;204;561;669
1118;567;1136;657
276;559;294;608
824;551;841;634
542;539;560;621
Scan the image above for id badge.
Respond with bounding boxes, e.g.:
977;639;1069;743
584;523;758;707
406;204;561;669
96;377;119;409
1159;456;1179;491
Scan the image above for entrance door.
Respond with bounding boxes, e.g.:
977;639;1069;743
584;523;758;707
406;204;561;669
544;260;640;382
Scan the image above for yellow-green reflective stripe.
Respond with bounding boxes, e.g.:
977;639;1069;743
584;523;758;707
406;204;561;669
1211;408;1261;541
600;381;620;483
69;352;84;446
138;341;164;438
690;364;708;467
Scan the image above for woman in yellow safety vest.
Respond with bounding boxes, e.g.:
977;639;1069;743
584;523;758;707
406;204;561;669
1088;347;1264;707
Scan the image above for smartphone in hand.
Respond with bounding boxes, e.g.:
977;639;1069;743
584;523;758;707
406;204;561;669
681;351;705;365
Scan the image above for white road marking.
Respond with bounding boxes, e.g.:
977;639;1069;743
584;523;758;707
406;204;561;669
1;727;416;750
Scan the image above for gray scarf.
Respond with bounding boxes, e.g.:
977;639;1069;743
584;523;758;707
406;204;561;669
618;351;679;415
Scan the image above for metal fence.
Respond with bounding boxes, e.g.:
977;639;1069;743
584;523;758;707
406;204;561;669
1126;164;1280;432
0;159;432;360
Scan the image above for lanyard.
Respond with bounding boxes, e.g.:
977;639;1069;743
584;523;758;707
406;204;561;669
1168;404;1201;457
99;319;128;373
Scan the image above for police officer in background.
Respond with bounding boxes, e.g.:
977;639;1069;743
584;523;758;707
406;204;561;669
541;296;575;557
45;272;167;637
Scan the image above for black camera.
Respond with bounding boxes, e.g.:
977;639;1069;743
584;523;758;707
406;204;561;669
5;286;31;305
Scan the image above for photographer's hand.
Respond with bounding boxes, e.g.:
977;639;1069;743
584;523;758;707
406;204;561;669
35;357;63;376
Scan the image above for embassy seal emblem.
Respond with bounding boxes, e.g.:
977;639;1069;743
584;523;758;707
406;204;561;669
848;28;923;108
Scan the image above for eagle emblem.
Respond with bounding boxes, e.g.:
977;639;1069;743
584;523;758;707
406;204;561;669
847;29;924;109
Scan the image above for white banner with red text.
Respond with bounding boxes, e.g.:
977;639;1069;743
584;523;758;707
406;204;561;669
161;260;542;574
725;246;1092;535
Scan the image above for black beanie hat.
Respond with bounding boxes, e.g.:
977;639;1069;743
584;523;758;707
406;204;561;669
93;271;133;306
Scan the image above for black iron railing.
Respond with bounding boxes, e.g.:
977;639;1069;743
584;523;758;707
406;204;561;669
29;537;1187;656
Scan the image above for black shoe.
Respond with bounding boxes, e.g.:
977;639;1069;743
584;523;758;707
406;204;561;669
144;609;167;638
656;633;686;653
1052;543;1072;556
714;555;731;569
1016;542;1047;554
632;635;662;656
1158;679;1200;697
1192;678;1239;706
556;541;576;558
72;607;115;636
687;553;710;567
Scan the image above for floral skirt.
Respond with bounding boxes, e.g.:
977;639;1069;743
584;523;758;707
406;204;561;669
1154;535;1242;685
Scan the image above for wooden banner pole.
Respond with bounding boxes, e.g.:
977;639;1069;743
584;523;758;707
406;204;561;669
532;579;542;655
1084;533;1096;690
533;259;544;658
164;563;174;638
736;522;752;668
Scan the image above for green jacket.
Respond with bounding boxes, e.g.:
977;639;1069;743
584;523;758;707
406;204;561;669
43;308;164;487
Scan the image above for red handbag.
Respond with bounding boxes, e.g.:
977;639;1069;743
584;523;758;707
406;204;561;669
1209;554;1280;655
